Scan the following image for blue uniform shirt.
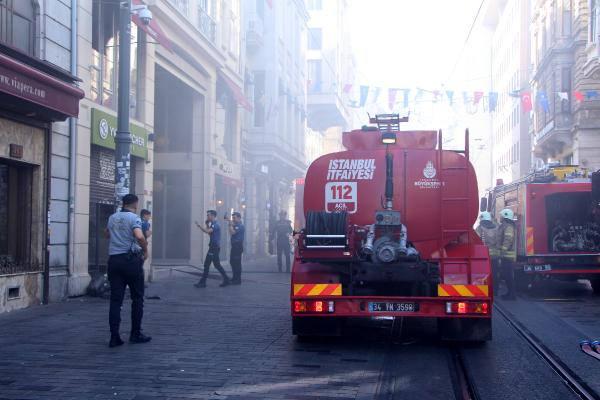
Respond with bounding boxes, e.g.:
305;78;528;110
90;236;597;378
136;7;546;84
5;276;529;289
209;220;221;248
231;222;245;244
108;211;142;255
141;220;151;237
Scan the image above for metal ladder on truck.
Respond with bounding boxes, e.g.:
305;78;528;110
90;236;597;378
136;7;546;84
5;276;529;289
437;129;474;284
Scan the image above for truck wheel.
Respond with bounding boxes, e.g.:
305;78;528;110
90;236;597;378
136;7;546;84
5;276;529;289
438;318;492;343
515;270;532;293
293;317;343;339
591;279;600;295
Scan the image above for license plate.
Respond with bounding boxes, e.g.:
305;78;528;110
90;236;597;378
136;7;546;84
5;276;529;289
524;264;552;272
368;302;418;312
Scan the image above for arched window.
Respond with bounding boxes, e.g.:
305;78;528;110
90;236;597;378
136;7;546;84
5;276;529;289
0;0;38;56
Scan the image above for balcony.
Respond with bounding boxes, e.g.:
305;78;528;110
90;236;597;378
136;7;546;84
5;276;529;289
167;0;216;44
196;8;216;43
533;114;573;157
307;87;348;131
246;16;264;53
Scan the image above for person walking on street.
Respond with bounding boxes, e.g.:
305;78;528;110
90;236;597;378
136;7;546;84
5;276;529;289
274;210;293;272
105;194;151;348
498;208;517;300
194;210;230;288
140;209;152;239
475;211;500;291
228;212;245;285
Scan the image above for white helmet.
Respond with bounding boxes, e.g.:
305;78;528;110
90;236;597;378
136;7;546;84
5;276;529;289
500;208;515;220
479;211;492;221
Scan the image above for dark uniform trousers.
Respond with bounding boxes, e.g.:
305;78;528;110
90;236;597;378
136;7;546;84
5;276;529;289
277;240;291;272
201;246;228;281
230;242;243;282
108;253;145;335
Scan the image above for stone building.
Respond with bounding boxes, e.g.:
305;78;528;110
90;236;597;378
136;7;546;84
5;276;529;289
72;0;247;282
242;0;309;257
531;0;600;169
483;0;532;185
0;0;84;312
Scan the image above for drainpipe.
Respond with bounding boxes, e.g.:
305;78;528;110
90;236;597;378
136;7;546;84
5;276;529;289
67;0;78;286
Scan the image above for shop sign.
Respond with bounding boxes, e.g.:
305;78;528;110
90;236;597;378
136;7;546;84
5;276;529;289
91;108;148;159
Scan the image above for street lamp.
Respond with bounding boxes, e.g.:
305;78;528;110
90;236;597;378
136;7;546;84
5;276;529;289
114;1;152;205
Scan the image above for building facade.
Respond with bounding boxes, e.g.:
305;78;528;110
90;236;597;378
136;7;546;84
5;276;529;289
242;0;309;257
531;0;600;170
72;0;246;284
305;0;355;160
483;0;532;185
0;0;84;312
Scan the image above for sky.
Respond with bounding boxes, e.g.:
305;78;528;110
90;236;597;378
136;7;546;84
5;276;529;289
346;0;494;188
347;0;487;89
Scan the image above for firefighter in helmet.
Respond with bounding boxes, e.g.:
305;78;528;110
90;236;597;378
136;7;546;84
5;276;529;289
476;211;500;291
498;208;517;300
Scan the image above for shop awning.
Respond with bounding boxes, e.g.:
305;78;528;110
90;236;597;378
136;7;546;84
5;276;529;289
219;72;253;111
0;51;84;120
132;0;173;52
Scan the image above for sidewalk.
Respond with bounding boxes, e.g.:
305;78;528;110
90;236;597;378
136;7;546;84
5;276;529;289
0;262;381;400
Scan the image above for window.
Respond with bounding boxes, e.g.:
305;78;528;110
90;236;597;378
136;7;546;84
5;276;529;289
256;0;264;19
591;0;599;42
91;0;142;115
307;60;322;93
306;0;323;10
562;0;571;36
561;67;571;112
253;71;265;127
0;0;37;56
0;161;36;275
308;28;322;50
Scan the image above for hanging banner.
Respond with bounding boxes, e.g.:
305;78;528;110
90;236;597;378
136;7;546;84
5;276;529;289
538;91;549;112
388;88;398;110
586;90;599;100
473;91;484;105
359;85;369;107
488;92;498;112
402;89;410;107
371;87;381;104
343;83;353;94
557;92;569;102
521;92;533;113
574;91;584;102
446;90;454;105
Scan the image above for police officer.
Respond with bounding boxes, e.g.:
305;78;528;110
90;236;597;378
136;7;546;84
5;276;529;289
105;194;151;348
194;210;231;288
498;208;517;300
228;212;245;285
476;211;500;291
274;210;293;272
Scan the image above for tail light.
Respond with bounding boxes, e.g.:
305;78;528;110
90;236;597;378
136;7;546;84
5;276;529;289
294;300;335;313
445;301;489;315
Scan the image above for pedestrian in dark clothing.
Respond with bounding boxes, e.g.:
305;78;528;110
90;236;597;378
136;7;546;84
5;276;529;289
273;210;293;272
228;212;245;285
140;209;152;239
194;210;230;288
105;194;151;348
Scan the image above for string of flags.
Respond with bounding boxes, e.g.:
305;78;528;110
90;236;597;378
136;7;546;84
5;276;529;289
307;81;600;113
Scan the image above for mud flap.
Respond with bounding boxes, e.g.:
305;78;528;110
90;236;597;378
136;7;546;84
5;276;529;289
438;318;492;342
292;317;343;337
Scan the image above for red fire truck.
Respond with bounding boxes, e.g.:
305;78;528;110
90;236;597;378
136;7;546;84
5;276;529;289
482;166;600;292
291;115;492;341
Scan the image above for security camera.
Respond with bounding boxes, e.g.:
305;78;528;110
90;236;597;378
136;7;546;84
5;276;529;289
138;7;153;25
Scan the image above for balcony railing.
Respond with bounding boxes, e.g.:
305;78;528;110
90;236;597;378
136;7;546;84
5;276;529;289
168;0;216;44
197;8;216;43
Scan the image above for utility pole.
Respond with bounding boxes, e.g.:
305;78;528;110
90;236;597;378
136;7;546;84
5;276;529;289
115;0;132;205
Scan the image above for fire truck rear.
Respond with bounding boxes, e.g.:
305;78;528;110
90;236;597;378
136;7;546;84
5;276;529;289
291;115;492;342
483;167;600;292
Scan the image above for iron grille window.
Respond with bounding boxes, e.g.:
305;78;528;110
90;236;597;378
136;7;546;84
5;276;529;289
0;0;37;56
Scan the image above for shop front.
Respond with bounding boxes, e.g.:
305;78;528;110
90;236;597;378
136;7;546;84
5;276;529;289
0;45;83;312
87;108;149;276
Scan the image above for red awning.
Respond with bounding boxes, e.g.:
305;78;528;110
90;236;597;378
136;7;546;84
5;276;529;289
219;72;253;111
132;0;173;52
0;52;84;119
